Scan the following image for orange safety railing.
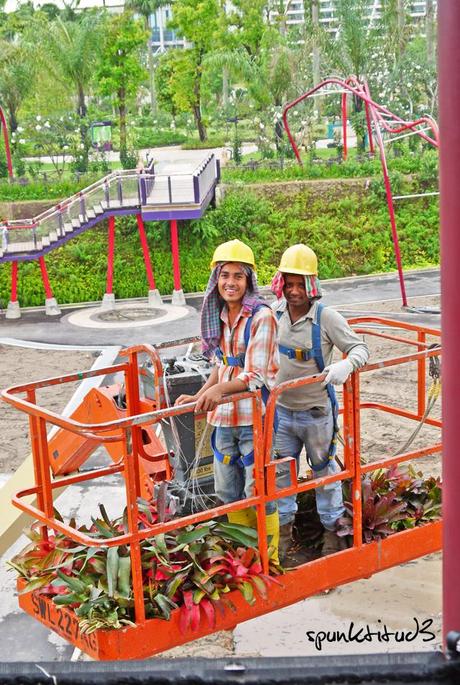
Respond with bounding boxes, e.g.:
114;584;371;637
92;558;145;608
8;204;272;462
2;317;442;660
264;316;441;549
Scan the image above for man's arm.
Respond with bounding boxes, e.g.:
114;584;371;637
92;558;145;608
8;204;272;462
322;308;369;385
175;365;219;406
194;376;248;412
189;308;278;412
236;307;279;391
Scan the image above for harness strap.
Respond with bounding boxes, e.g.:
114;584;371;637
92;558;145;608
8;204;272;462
311;303;339;468
211;429;254;467
215;349;245;367
277;302;339;470
213;305;278;452
278;344;315;361
216;305;264;367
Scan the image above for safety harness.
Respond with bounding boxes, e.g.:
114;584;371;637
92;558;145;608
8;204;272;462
212;304;274;468
276;302;339;471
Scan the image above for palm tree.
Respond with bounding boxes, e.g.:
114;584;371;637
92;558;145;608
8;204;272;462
125;0;168;114
37;13;105;118
0;39;35;133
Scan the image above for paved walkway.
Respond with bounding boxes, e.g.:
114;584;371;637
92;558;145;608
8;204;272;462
0;268;440;347
22;144;258;175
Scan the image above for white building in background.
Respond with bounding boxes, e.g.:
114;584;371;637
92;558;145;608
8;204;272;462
3;0;186;54
281;0;436;34
149;5;186;55
4;0;436;51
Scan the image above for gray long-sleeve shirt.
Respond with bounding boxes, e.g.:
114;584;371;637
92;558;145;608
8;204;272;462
274;299;369;410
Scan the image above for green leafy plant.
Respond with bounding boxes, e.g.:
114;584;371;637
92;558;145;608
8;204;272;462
120;148;139;170
133;129;187;148
8;499;281;635
340;465;442;544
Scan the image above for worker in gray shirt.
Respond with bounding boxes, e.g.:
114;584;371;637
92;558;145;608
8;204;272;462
270;244;369;566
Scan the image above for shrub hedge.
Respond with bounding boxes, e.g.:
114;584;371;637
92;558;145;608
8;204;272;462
0;184;439;308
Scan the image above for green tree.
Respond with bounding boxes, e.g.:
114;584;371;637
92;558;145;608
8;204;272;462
97;11;148;160
0;1;35;38
0;39;36;132
168;0;222;141
379;0;411;65
125;0;168;113
36;12;105;118
206;0;291;113
224;0;276;57
385;36;438;117
425;0;436;67
325;0;376;87
155;49;180;118
40;3;62;20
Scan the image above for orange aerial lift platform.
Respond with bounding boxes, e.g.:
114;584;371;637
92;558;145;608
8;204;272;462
2;321;442;660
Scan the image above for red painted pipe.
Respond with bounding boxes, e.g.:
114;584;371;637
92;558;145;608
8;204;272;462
136;214;156;290
170;219;181;292
10;261;18;302
282;77;438;167
0;106;13;179
438;0;460;649
282;77;429;308
368;105;408;307
341;92;348;160
364;102;375;153
39;257;53;299
106;215;115;294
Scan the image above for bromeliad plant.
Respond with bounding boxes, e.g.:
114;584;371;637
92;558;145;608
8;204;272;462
340;464;442;544
8;495;281;635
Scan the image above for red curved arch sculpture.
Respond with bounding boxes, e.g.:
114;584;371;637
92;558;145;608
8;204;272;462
282;77;439;308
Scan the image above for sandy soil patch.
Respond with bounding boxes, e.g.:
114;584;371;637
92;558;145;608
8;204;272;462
0;346;95;473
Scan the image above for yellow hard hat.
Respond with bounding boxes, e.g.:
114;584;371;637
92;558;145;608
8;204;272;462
278;244;318;276
210;239;255;269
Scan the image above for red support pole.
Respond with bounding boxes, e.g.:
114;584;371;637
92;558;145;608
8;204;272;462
38;257;53;299
368;105;408;307
0;106;13;179
106;215;115;295
364;102;375;153
438;0;460;650
282;77;437;308
170;219;182;292
10;261;18;302
341;92;348;160
136;214;156;290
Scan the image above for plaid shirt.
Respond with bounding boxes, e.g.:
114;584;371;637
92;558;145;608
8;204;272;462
209;304;279;427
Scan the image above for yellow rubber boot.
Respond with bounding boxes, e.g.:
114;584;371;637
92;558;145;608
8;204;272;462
228;508;279;565
227;508;255;527
265;510;280;565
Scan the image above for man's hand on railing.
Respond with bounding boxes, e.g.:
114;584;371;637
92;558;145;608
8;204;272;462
195;386;223;412
175;393;198;406
322;359;354;386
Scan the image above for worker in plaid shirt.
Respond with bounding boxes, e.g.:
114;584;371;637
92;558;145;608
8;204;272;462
176;239;280;563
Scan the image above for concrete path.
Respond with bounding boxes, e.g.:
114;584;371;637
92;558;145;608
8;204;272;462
22;144;258;174
0;268;440;347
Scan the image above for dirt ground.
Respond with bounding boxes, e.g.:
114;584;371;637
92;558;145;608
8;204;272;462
342;294;441;478
0;347;95;474
0;293;443;658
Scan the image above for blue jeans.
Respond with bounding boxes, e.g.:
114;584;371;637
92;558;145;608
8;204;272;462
213;425;276;515
274;404;344;530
